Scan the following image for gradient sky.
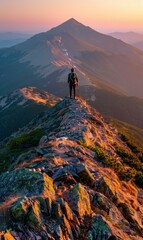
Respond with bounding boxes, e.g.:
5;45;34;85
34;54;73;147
0;0;143;33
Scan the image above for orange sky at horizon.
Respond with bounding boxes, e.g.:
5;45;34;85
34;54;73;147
0;0;143;33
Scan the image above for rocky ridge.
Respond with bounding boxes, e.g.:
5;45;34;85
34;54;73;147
0;87;61;141
0;97;143;240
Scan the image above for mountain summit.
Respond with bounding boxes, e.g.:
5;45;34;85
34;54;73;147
53;18;84;30
1;18;143;132
0;97;143;239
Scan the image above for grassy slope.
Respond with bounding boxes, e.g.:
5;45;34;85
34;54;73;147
108;117;143;149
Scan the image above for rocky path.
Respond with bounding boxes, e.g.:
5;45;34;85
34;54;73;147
0;97;143;240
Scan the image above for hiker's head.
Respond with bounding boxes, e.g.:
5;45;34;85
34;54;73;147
71;67;74;72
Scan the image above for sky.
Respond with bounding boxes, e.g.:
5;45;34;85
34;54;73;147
0;0;143;33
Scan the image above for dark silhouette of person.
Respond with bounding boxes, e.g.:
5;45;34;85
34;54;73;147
68;67;78;99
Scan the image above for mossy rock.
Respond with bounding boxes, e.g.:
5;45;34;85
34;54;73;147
27;200;42;229
11;198;29;221
10;197;44;230
51;201;63;219
56;198;74;221
87;215;116;240
63;183;91;217
0;168;55;203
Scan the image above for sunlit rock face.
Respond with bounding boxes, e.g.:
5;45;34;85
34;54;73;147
0;97;143;239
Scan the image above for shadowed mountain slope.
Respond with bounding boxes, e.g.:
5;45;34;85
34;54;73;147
0;97;143;239
0;87;61;141
0;32;32;48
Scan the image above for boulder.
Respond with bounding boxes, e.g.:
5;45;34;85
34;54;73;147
53;163;94;187
91;192;112;213
118;202;142;233
0;168;55;203
74;164;95;187
54;224;65;240
26;200;43;229
11;198;43;230
87;215;116;240
96;177;118;203
63;183;91;217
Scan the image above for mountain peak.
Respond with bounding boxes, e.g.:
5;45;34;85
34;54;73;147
64;18;81;25
51;18;85;32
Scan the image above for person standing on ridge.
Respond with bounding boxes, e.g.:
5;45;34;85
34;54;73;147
68;67;79;99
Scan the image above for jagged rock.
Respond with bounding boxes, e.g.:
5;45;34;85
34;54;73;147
75;164;95;187
35;147;47;156
3;232;15;240
26;200;43;229
52;167;77;183
62;201;74;221
137;190;143;204
87;215;116;240
0;168;55;202
53;163;94;187
51;200;63;219
56;198;74;221
54;225;65;240
118;202;142;233
63;183;91;217
11;197;44;230
11;198;29;221
45;233;55;240
13;150;36;168
60;215;74;240
91;192;112;213
39;135;48;147
0;232;15;240
96;176;118;203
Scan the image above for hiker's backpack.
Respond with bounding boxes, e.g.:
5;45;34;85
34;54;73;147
69;72;77;86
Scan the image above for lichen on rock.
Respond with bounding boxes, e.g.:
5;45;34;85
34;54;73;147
63;183;91;217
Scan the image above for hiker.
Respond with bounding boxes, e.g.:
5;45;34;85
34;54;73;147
68;67;79;99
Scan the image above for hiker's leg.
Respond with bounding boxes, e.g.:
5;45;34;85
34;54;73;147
70;85;72;98
73;85;76;99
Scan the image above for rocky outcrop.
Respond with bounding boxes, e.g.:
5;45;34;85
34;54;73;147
0;97;143;239
63;183;91;217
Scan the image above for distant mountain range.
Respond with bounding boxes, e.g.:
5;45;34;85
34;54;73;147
0;18;143;139
109;32;143;51
0;32;32;48
0;87;61;140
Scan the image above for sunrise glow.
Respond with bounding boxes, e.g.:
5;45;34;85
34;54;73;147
0;0;143;32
